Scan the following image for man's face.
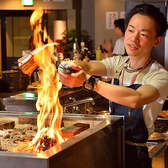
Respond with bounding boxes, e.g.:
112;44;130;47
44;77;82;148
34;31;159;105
124;14;162;57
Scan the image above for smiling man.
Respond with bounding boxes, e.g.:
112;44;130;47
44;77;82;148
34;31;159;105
58;4;168;168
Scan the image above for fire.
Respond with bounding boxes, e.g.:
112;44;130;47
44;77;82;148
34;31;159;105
29;8;64;152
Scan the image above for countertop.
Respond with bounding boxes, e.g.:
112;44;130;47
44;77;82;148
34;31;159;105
0;90;27;99
0;86;82;99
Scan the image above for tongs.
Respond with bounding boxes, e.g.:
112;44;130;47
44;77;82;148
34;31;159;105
57;62;76;74
18;42;57;67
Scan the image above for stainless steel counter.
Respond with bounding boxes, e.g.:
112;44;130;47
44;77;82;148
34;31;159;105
0;112;124;168
2;88;109;113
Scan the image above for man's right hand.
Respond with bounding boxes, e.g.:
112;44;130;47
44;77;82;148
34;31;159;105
58;62;87;88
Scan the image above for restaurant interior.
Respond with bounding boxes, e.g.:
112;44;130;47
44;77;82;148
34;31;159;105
0;0;167;168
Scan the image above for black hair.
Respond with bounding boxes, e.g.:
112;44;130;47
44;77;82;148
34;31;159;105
114;18;125;34
125;3;168;37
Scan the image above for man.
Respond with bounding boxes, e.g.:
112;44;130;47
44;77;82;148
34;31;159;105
58;3;168;168
102;18;126;57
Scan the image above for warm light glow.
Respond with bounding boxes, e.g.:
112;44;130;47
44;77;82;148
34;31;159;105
29;8;64;152
53;20;66;40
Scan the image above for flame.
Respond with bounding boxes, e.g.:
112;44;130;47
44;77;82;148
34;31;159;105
29;8;64;152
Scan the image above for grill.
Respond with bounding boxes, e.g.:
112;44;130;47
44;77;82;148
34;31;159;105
154;119;168;133
0;111;124;168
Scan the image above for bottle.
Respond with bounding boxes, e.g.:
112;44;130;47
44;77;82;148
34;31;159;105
83;56;90;62
96;46;102;60
80;37;85;51
85;37;92;59
80;38;85;60
73;38;82;60
87;37;93;53
73;38;80;54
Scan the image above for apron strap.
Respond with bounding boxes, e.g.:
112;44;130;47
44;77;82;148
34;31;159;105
114;57;130;79
114;57;154;83
137;59;154;83
125;140;147;147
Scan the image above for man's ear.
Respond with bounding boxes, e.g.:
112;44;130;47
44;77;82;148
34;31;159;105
154;36;162;47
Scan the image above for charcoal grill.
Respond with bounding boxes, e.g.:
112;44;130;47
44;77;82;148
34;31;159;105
0;111;124;168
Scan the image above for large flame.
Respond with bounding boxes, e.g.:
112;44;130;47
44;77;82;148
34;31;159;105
29;8;64;152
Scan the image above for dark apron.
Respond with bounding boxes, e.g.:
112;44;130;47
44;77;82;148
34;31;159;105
110;60;153;168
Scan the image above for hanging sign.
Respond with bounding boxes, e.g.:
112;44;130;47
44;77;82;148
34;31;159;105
106;12;118;29
44;0;65;2
22;0;34;6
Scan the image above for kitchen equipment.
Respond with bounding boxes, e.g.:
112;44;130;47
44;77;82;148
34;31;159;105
148;132;165;141
0;111;125;168
1;70;21;92
17;43;57;76
3;88;109;113
1;69;29;92
147;141;167;158
63;97;95;114
154;119;168;133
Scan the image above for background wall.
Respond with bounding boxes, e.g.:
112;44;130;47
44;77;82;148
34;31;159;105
81;0;95;48
94;0;125;50
81;0;125;51
0;0;72;10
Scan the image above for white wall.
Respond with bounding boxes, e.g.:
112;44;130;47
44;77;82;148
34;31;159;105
94;0;125;51
81;0;125;52
81;0;95;47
